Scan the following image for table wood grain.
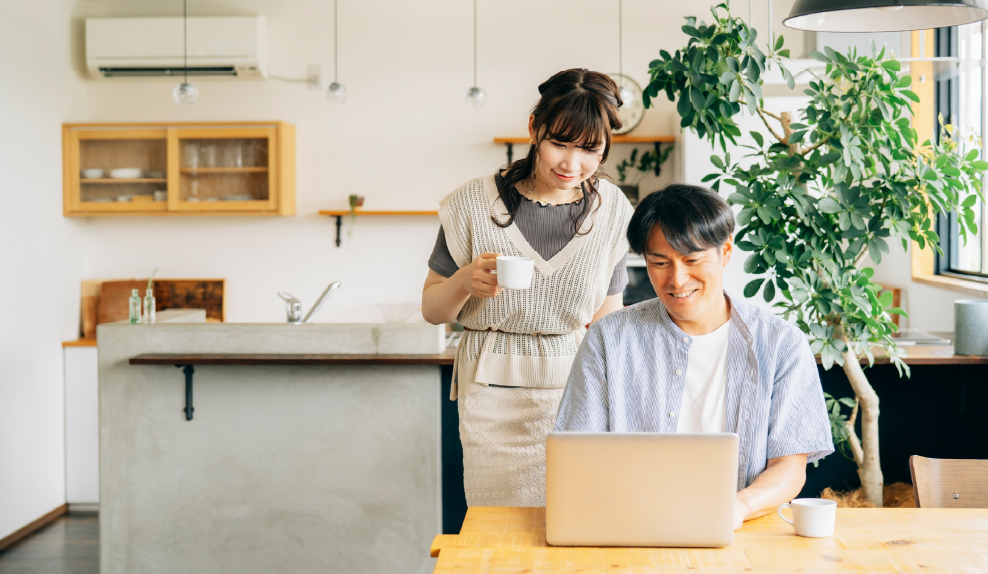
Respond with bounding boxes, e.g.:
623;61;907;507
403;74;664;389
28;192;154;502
815;344;988;365
431;506;988;572
129;350;455;366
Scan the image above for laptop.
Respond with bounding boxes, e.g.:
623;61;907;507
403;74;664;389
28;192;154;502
545;432;739;548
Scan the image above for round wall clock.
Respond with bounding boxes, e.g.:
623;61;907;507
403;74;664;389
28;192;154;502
609;73;644;135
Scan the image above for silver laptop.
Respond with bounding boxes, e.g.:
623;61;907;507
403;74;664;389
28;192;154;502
545;432;739;548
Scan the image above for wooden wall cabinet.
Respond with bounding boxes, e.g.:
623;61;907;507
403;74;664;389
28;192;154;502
63;122;295;217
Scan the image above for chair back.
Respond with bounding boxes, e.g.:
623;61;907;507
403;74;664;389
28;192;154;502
909;455;988;508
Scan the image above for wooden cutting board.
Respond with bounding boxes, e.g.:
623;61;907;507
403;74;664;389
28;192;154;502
98;280;149;325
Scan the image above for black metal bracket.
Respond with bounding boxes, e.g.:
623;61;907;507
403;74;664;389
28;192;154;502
504;142;514;165
175;364;195;421
653;142;663;177
334;215;343;247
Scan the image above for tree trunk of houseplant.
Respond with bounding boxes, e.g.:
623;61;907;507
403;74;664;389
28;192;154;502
841;338;884;506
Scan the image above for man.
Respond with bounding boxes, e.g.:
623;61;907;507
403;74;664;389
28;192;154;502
555;183;834;530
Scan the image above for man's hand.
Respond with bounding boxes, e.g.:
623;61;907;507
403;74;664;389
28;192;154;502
734;498;749;531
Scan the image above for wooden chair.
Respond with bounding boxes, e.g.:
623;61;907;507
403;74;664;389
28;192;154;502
909;455;988;508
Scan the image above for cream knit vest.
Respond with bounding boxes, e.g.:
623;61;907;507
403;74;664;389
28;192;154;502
439;174;633;398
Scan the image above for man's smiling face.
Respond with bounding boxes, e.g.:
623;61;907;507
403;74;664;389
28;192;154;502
645;224;733;334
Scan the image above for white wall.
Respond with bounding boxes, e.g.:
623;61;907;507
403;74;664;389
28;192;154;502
0;0;88;541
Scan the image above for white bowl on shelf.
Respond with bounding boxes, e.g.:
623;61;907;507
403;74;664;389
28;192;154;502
109;168;143;179
146;170;165;179
116;195;133;202
223;195;253;201
81;168;104;179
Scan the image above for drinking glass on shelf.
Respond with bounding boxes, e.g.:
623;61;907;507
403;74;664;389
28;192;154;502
202;144;217;168
183;142;199;170
243;140;257;167
223;144;243;168
188;180;200;202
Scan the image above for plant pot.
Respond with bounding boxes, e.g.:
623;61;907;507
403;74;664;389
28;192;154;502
619;185;640;206
955;299;988;356
349;194;365;209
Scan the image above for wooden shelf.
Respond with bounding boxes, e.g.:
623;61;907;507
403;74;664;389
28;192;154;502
493;135;675;144
318;210;438;217
319;210;439;247
80;178;166;184
180;167;268;174
130;352;455;366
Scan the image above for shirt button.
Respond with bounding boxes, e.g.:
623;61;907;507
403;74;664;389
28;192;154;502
668;411;676;417
675;369;683;376
682;337;689;343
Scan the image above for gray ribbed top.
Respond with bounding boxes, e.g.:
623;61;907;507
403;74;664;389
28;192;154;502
429;174;628;295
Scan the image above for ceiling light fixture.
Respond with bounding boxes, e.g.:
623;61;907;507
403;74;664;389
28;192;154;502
325;0;347;104
784;0;988;33
172;0;198;104
464;0;486;108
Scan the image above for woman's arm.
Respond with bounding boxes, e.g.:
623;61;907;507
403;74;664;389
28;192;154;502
733;453;808;530
591;294;623;323
422;252;502;325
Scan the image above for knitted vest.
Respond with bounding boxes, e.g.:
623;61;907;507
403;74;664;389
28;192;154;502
439;174;633;398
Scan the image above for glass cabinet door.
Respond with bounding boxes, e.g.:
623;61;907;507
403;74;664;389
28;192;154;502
169;128;278;213
69;129;169;213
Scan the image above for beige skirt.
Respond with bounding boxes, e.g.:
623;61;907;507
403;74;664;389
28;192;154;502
457;383;566;507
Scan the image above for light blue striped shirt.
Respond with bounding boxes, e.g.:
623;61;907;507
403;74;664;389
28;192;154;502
554;292;834;491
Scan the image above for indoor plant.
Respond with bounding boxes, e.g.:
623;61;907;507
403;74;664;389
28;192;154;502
615;145;674;205
644;2;987;506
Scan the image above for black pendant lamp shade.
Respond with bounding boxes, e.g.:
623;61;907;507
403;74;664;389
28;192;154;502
784;0;988;32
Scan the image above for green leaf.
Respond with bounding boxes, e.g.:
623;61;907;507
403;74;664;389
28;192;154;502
763;278;776;302
690;87;705;112
881;60;901;72
971;160;988;171
710;154;725;169
819;197;842;214
809;51;828;63
962;194;978;208
775;35;784;51
896;75;912;88
729;79;741;102
751;131;764;147
744;278;765;298
682;25;701;38
901;90;920;103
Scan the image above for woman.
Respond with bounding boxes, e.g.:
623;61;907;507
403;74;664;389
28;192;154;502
421;68;634;507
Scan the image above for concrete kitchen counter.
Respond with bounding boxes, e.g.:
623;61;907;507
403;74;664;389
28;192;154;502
97;322;446;574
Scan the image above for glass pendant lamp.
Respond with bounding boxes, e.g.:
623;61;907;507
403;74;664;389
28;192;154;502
173;0;198;104
464;0;486;108
324;0;347;103
785;0;988;32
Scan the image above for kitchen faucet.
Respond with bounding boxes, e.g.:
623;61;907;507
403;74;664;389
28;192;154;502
278;281;342;324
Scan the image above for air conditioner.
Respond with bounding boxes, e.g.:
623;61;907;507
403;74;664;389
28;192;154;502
85;16;268;80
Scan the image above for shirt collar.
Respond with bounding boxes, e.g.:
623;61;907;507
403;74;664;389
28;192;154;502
651;290;754;346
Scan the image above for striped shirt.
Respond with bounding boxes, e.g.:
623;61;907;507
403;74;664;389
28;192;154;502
554;292;834;491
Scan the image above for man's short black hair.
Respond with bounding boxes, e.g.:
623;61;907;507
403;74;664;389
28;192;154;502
627;184;735;256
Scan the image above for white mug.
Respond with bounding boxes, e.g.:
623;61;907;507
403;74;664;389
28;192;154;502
778;498;837;537
495;256;535;290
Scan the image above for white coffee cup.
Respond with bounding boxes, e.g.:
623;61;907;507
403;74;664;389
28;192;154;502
495;256;535;290
153;190;167;202
778;498;837;537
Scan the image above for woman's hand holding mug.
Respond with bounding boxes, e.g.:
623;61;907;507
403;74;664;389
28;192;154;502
464;252;503;299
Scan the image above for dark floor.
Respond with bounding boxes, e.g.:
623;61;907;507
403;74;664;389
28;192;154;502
0;512;98;574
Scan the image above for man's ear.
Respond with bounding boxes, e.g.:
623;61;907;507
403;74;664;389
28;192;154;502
721;237;733;266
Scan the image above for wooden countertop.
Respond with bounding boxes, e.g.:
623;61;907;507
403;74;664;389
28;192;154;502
817;344;988;365
431;506;988;572
129;348;456;366
63;338;97;347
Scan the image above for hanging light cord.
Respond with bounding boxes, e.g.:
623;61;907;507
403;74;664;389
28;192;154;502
619;0;623;78
183;0;188;84
334;0;339;83
473;0;478;87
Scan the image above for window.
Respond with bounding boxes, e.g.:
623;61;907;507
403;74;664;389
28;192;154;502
936;23;988;281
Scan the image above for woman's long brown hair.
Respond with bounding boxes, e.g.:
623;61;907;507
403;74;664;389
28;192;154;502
496;69;624;235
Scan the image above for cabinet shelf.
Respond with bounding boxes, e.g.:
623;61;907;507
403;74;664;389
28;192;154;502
318;210;439;247
81;178;167;184
63;122;295;217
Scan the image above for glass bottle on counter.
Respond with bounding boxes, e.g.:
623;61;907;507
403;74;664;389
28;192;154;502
143;289;156;324
129;289;141;324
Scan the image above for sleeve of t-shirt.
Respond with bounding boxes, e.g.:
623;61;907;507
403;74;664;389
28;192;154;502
607;252;629;296
554;323;610;432
428;225;460;278
766;328;835;463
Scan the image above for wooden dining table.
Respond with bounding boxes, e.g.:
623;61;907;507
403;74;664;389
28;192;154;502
430;506;988;572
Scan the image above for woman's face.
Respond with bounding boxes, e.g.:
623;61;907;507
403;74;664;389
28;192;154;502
528;116;605;192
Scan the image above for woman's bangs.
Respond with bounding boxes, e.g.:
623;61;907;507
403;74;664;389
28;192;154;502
544;97;607;150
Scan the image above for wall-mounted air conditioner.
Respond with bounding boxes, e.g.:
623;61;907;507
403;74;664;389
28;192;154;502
85;16;268;80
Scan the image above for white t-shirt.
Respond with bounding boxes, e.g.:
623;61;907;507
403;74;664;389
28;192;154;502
676;320;731;433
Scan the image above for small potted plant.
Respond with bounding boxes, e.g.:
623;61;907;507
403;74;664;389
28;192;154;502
615;145;674;205
347;194;365;239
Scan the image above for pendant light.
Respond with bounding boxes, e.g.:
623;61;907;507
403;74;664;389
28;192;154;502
617;0;633;105
172;0;198;104
325;0;347;103
464;0;487;108
785;0;988;33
